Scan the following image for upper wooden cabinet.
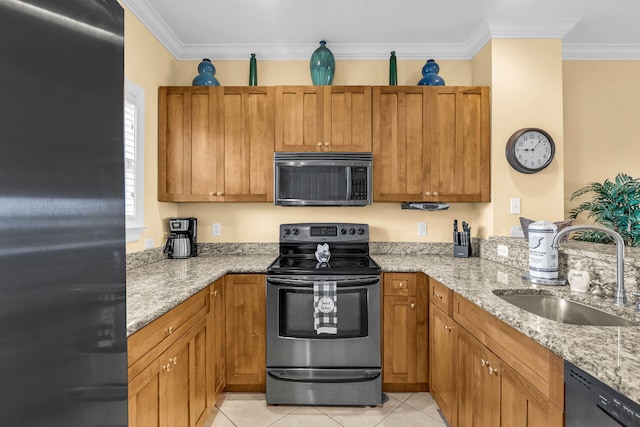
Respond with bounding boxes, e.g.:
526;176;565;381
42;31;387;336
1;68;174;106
275;86;372;152
373;86;490;202
158;86;274;202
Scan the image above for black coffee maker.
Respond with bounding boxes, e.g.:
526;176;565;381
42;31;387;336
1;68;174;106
163;217;198;259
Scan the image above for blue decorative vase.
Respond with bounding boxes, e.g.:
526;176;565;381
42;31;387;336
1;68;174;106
310;41;335;86
417;59;445;86
192;58;220;86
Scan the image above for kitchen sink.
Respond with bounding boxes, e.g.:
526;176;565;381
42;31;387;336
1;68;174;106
493;290;638;327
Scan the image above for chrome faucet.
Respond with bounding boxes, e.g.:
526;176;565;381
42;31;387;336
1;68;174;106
552;225;628;307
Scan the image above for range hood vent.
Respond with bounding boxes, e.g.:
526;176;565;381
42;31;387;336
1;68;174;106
401;202;450;211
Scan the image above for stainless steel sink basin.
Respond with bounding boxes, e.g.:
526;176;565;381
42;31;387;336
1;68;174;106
493;291;638;327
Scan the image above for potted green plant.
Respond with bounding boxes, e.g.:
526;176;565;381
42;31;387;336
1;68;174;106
569;173;640;247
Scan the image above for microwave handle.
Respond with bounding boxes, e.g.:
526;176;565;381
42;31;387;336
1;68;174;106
346;166;352;200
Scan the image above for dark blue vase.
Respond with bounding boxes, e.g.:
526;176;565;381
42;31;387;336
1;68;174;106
310;41;335;86
192;58;220;86
417;59;445;86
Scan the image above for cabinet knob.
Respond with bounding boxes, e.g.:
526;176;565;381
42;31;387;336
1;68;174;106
324;142;330;147
436;293;443;300
489;366;498;375
444;325;452;332
410;302;416;309
217;192;223;196
165;326;174;335
214;290;218;297
425;192;431;196
209;192;214;196
433;191;439;196
398;282;404;288
480;358;486;367
171;356;177;365
317;142;323;147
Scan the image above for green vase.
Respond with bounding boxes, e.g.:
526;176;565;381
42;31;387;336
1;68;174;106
310;41;335;86
389;51;397;86
249;53;257;86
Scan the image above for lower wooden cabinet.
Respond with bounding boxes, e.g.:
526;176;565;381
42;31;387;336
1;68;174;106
382;273;428;391
429;303;457;424
208;278;226;402
224;274;266;391
128;316;210;427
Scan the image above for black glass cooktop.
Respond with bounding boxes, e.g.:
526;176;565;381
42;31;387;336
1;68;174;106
267;255;381;275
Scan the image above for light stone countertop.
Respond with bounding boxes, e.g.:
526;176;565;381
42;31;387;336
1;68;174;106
126;253;640;406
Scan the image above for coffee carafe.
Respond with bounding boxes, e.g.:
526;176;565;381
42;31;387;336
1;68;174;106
163;217;198;259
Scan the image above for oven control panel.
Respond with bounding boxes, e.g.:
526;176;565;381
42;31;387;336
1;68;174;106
280;223;369;242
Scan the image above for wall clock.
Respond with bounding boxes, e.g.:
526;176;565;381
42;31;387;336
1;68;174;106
505;128;555;174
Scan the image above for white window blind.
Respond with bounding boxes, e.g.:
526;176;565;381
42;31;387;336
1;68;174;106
124;99;136;219
124;78;145;242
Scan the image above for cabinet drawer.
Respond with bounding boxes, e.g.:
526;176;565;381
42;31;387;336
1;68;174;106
429;278;453;315
383;273;416;296
128;286;210;380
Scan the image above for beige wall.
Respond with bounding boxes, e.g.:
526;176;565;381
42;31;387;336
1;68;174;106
122;4;179;252
562;61;640;221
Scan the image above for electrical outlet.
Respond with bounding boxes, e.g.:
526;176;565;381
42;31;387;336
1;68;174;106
212;223;221;236
510;198;521;214
145;238;154;248
497;244;509;257
417;222;427;237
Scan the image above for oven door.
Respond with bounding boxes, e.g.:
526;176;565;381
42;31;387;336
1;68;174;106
266;275;380;368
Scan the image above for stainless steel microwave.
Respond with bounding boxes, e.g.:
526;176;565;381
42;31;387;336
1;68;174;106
274;152;373;206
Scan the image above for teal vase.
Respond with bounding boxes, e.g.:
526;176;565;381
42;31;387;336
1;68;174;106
310;41;335;86
389;51;397;86
249;53;257;86
417;59;445;86
192;58;220;86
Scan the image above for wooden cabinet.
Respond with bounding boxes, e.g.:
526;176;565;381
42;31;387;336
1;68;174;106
382;273;428;391
429;279;456;425
208;278;225;402
158;86;274;202
225;274;266;391
372;86;490;202
128;287;211;427
427;86;490;202
373;87;429;202
275;86;372;152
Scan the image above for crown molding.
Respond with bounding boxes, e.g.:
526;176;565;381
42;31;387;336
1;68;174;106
563;43;640;60
121;0;640;61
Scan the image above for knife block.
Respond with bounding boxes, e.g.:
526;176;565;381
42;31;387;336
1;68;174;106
454;244;472;258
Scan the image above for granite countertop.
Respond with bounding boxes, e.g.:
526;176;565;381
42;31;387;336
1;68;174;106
126;252;640;406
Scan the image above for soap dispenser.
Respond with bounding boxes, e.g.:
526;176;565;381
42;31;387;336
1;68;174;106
568;261;591;293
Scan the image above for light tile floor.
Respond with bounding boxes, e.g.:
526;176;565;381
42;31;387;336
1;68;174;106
204;392;448;427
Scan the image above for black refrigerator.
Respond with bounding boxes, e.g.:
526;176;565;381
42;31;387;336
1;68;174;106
0;1;127;425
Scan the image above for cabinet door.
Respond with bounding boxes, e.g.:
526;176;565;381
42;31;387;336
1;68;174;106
499;362;563;427
456;327;500;427
382;273;427;391
427;86;490;202
373;87;429;201
274;86;324;152
429;305;457;425
158;87;223;201
221;87;275;201
324;86;372;152
225;274;266;391
210;278;225;399
128;355;164;427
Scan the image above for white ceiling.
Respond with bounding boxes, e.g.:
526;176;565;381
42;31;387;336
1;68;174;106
121;0;640;60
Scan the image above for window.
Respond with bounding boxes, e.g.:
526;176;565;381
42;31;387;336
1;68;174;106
124;78;145;242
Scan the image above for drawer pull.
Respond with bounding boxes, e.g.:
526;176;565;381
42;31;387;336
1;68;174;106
410;302;416;309
480;358;487;367
165;326;174;335
398;282;404;288
436;293;444;300
444;325;452;332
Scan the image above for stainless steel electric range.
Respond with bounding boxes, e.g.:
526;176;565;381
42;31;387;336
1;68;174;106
266;223;382;406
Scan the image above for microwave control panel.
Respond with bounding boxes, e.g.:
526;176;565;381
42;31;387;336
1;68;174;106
351;167;369;200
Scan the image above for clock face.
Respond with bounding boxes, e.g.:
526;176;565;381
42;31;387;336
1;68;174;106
506;128;555;174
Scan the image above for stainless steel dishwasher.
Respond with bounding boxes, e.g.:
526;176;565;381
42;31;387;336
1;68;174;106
565;360;640;426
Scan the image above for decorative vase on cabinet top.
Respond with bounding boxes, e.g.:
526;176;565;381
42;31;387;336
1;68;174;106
389;51;397;86
310;41;335;86
192;58;220;86
417;59;445;86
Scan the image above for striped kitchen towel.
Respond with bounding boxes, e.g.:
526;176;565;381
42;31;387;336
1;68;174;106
313;281;337;334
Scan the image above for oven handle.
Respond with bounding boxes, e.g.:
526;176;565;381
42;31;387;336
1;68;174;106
267;370;381;383
266;276;379;287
